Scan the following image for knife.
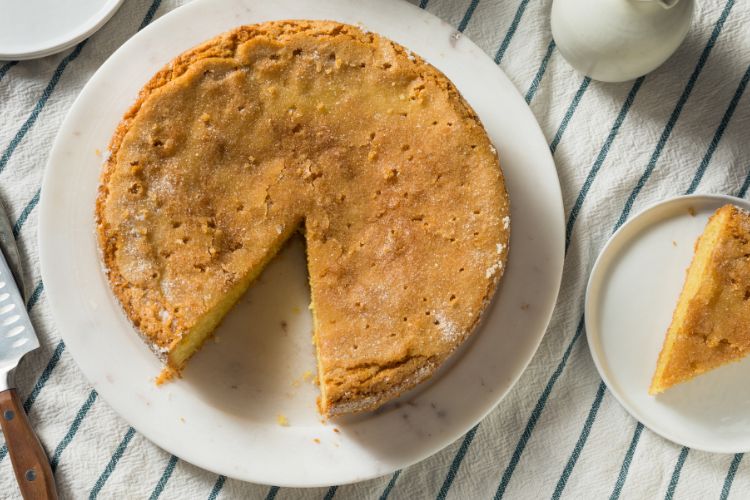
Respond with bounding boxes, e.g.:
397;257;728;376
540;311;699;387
0;204;57;499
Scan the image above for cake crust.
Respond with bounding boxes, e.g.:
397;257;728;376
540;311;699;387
96;20;510;416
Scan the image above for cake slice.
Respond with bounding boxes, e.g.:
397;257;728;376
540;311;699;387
650;204;750;394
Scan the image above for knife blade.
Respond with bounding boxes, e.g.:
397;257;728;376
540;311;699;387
0;199;28;301
0;212;57;499
0;245;39;391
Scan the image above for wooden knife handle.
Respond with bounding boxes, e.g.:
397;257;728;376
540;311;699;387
0;389;58;500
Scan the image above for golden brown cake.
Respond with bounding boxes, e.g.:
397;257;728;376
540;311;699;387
96;20;510;417
650;205;750;394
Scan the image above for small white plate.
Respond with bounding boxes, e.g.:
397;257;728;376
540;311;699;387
0;0;124;61
586;194;750;453
39;0;565;486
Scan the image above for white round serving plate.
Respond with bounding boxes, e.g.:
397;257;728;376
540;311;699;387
586;194;750;454
39;0;564;486
0;0;124;61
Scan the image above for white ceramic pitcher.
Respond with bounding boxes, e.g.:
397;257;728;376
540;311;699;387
551;0;694;82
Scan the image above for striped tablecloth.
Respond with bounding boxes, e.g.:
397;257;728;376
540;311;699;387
1;0;749;498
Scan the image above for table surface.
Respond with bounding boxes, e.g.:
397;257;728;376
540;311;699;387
0;0;749;498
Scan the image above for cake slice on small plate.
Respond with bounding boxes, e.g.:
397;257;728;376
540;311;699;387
650;204;750;394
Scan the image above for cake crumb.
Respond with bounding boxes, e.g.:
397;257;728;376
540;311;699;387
521;303;530;311
95;148;102;156
302;370;314;382
179;417;186;423
277;414;289;426
155;367;178;385
688;206;696;217
333;428;340;433
672;240;677;247
313;438;320;444
280;320;288;332
292;306;301;314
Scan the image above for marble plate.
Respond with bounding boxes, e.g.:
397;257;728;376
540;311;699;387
586;194;750;453
38;0;564;487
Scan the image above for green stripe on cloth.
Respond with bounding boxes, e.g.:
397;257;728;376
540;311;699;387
615;0;736;231
525;40;556;104
379;469;401;500
26;279;44;311
458;0;481;33
664;447;689;500
50;390;98;471
22;339;62;415
609;422;643;500
493;318;586;499
89;427;136;500
550;77;591;154
0;42;87;176
686;63;750;193
207;475;225;500
139;0;163;30
551;381;607;499
0;61;17;83
720;454;743;500
494;0;532;64
436;424;479;500
323;485;338;499
565;77;645;249
149;455;179;500
265;486;280;500
12;188;40;237
419;0;429;9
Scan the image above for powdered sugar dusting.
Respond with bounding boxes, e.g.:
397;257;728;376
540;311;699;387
159;309;172;325
502;216;510;230
434;311;459;342
150;342;170;355
485;260;503;279
496;243;505;254
354;22;370;34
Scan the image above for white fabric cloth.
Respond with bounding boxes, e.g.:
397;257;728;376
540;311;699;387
1;0;749;498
